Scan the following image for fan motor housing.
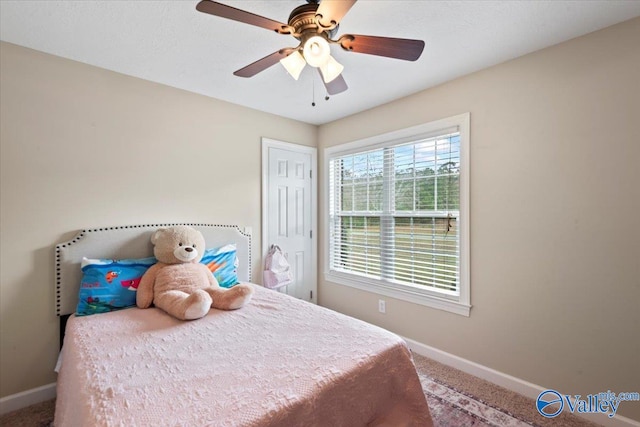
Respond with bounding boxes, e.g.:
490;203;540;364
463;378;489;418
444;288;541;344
288;3;338;39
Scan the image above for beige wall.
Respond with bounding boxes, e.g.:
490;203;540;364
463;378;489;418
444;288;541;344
319;18;640;421
0;42;316;398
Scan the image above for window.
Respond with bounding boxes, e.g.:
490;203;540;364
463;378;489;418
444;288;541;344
325;114;470;316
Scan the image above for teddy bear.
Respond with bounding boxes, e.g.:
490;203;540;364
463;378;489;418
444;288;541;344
136;225;253;320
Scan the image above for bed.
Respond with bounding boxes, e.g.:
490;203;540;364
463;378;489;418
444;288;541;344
54;223;433;426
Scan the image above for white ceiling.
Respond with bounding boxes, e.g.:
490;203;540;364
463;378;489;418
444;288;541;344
1;1;639;125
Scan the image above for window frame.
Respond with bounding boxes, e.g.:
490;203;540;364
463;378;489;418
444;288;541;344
323;113;471;316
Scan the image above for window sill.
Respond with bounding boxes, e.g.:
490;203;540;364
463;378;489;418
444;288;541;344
324;271;471;317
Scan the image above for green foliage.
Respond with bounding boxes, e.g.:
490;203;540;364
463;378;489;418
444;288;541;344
340;161;460;212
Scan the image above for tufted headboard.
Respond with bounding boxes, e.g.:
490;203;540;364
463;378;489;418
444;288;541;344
55;223;252;317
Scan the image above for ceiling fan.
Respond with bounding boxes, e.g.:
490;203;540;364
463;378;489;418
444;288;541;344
195;0;425;95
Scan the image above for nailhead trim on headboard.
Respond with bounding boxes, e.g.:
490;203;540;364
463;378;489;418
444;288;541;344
55;223;252;316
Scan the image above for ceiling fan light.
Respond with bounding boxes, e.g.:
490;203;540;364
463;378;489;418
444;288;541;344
303;36;330;68
320;55;344;83
280;51;306;80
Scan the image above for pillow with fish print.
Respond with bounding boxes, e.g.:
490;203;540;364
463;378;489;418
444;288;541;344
200;244;239;288
75;256;156;316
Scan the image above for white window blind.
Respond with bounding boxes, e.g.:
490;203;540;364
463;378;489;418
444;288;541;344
328;130;462;297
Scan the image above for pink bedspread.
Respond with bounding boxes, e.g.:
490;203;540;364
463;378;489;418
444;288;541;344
55;284;432;426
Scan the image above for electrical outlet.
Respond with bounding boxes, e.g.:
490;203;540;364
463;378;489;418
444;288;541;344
378;299;386;314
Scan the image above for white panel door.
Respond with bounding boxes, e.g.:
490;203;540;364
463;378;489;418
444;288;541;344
263;139;316;303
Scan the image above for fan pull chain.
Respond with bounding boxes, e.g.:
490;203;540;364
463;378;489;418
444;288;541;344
311;76;330;107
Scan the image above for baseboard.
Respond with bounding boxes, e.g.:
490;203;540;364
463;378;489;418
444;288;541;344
404;337;640;427
0;383;56;416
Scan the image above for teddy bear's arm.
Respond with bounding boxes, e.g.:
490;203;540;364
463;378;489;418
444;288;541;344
136;264;161;309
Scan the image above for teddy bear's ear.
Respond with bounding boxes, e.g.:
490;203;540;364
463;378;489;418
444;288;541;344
151;228;166;246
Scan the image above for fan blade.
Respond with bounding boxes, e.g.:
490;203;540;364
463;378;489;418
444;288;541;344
196;0;288;33
319;70;348;95
316;0;357;27
339;34;425;61
234;49;294;78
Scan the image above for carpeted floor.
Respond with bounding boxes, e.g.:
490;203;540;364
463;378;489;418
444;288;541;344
0;353;602;427
0;399;53;427
412;353;600;427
